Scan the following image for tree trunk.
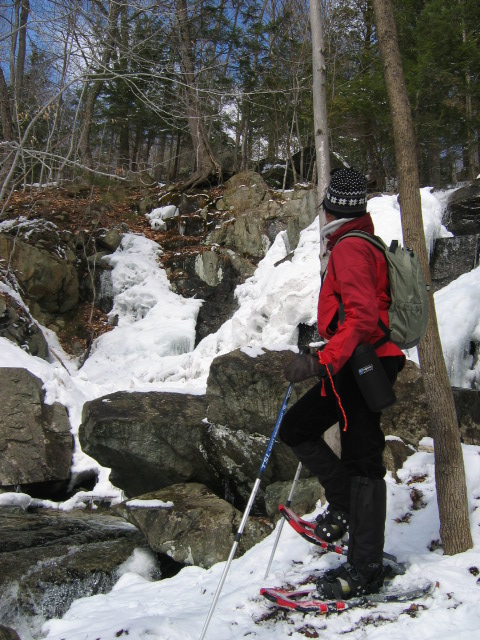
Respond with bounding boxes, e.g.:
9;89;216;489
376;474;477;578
15;0;29;106
310;0;330;209
310;0;331;277
372;0;472;555
1;1;28;193
175;0;220;188
0;68;15;191
78;82;104;169
78;1;121;169
310;0;339;456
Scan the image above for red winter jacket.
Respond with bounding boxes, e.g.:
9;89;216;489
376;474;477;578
317;214;404;374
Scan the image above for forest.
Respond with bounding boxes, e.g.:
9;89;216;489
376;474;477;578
0;0;479;200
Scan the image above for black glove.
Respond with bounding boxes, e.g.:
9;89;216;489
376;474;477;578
283;353;327;383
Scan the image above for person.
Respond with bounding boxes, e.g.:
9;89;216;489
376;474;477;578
279;168;405;599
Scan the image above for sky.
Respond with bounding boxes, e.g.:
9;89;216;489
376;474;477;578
1;186;480;639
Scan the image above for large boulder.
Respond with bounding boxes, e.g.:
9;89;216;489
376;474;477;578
204;421;300;507
115;483;272;568
444;179;480;235
79;391;215;498
0;224;78;316
206;348;314;437
382;361;480;447
264;477;323;521
79;350;315;508
0;368;72;493
204;349;322;507
220;171;268;212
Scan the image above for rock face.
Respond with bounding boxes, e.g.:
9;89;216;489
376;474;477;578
115;483;272;568
381;361;430;445
0;223;79;315
430;181;480;292
206;349;312;437
0;368;72;494
79;391;213;498
0;292;48;358
264;477;324;521
453;386;480;444
0;507;152;634
172;248;255;345
430;235;480;292
383;362;480;446
444;179;480;235
209;172;316;259
205;349;315;502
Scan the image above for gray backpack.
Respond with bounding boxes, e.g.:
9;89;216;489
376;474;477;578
339;231;429;350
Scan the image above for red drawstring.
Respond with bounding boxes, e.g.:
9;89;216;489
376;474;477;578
318;352;348;432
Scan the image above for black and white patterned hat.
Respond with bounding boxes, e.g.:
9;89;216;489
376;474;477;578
323;168;368;217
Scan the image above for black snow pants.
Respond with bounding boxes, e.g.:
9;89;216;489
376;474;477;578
279;355;403;566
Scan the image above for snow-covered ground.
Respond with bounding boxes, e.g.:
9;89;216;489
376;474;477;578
38;443;480;640
1;186;480;639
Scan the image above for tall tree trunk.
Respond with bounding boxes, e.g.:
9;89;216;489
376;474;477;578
0;68;15;191
1;1;29;194
310;0;339;456
78;1;121;169
460;0;476;180
310;0;330;208
372;0;473;555
175;0;220;188
78;82;104;169
14;0;29;106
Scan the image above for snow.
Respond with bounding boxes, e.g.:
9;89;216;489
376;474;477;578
39;441;480;640
145;205;179;231
126;499;174;509
1;186;480;639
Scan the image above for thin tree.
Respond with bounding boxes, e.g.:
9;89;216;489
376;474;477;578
310;0;330;210
310;0;340;456
371;0;472;554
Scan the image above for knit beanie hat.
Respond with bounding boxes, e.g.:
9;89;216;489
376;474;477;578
323;168;368;217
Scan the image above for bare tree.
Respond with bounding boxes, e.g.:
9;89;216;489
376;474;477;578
0;67;15;188
0;1;30;188
371;0;472;555
174;0;221;188
310;0;341;456
310;0;330;205
77;1;122;169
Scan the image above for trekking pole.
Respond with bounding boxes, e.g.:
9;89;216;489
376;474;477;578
264;460;302;579
199;383;293;640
